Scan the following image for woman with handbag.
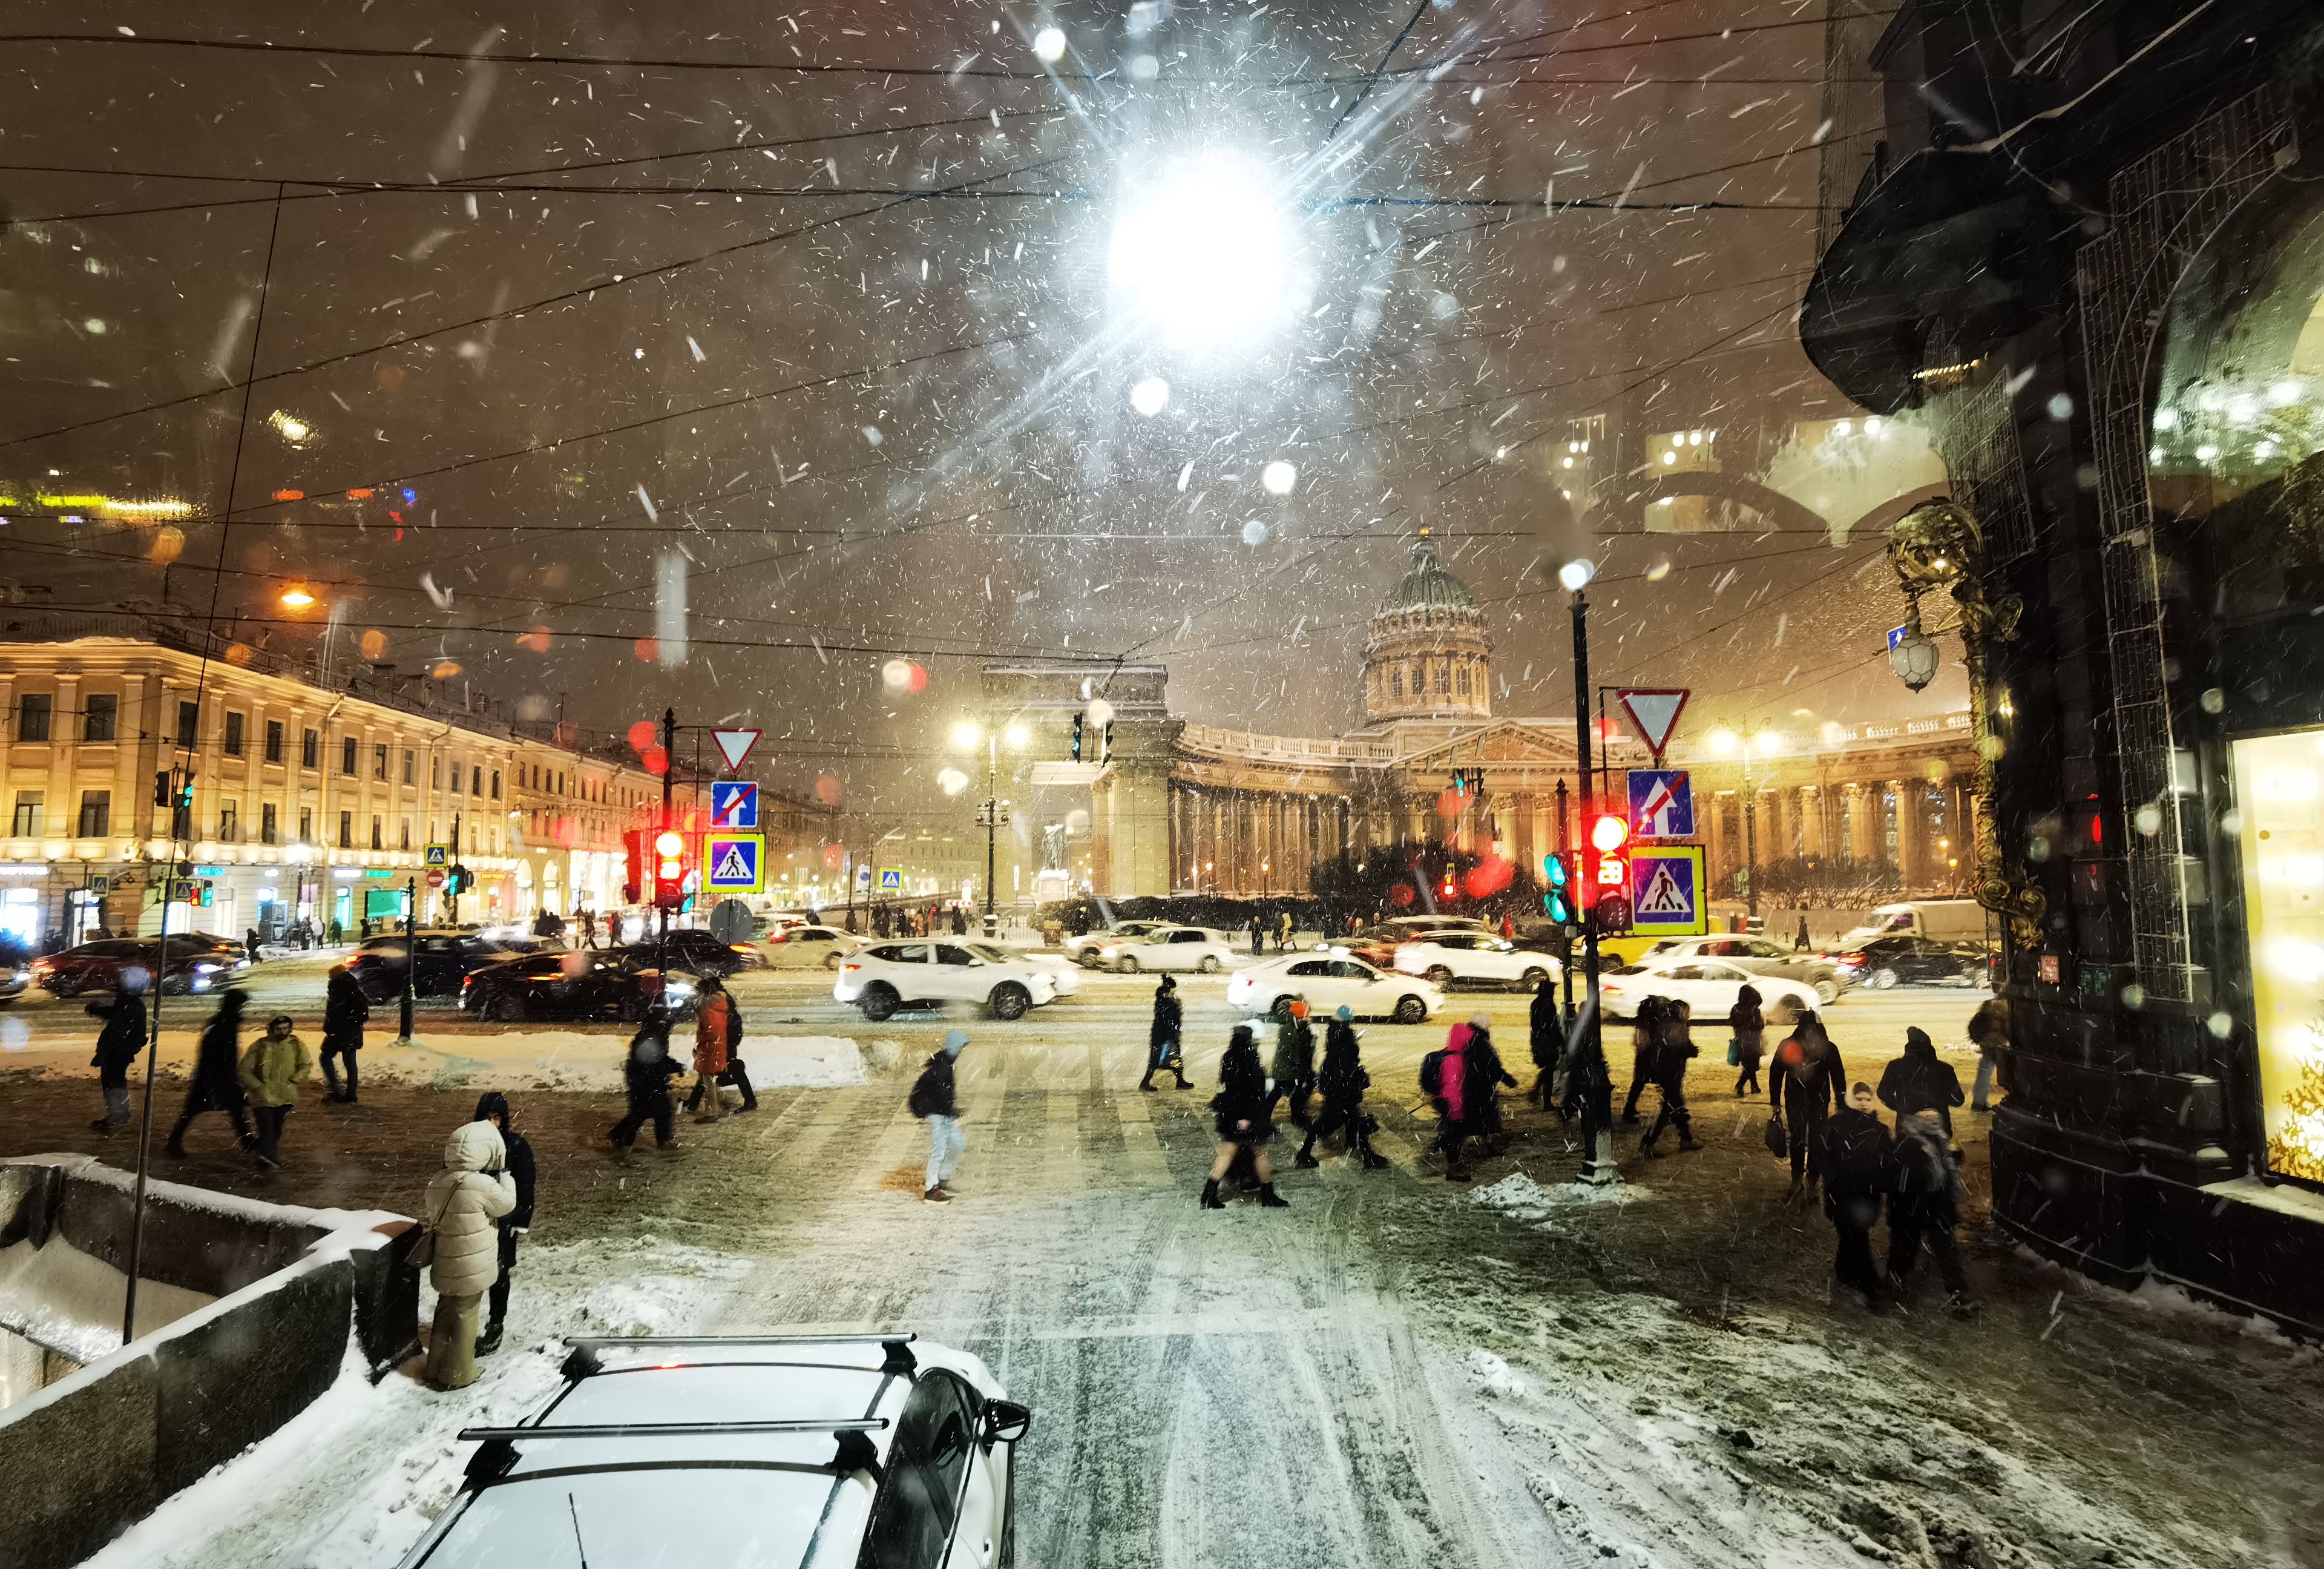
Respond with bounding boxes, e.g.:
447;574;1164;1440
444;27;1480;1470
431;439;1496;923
418;1119;516;1391
1728;985;1766;1097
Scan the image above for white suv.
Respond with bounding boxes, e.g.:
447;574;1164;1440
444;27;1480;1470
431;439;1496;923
397;1333;1029;1569
836;939;1061;1021
1065;918;1171;964
1226;953;1443;1024
1393;932;1558;990
1086;925;1238;975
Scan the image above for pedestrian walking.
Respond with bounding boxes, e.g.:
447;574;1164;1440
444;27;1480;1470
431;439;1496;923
1203;1024;1286;1207
1139;975;1190;1091
87;981;146;1133
471;1092;535;1355
1249;914;1265;956
605;910;621;948
714;983;757;1113
1794;914;1812;952
1466;1016;1520;1154
244;926;263;966
1278;910;1293;952
166;990;254;1157
1619;996;1667;1123
576;907;598;949
327;918;343;946
1270;1000;1317;1129
1967;997;2009;1112
1528;976;1561;1108
1888;1108;1977;1314
910;1029;968;1203
320;961;369;1103
1295;1007;1391;1169
238;1013;312;1171
1771;1010;1847;1202
419;1118;516;1391
1877;1027;1965;1137
1500;911;1516;941
1728;984;1766;1097
608;1006;684;1156
1639;1000;1702;1157
1815;1082;1894;1309
689;975;733;1123
1422;1020;1479;1182
952;906;968;936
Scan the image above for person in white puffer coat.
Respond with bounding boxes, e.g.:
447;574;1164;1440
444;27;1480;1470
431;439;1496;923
420;1118;516;1391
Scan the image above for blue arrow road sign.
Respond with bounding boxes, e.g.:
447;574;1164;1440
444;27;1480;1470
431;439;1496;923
709;780;759;829
1627;769;1695;839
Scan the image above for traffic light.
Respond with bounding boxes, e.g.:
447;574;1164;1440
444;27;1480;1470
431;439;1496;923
654;829;688;910
620;829;646;904
1541;852;1575;925
1071;712;1085;762
1101;722;1114;763
1590;811;1629;886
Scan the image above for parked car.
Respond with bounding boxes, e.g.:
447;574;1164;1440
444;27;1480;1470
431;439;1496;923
345;930;541;1002
1087;925;1239;975
395;1332;1029;1569
762;922;862;969
1392;932;1558;990
1834;935;1988;989
835;940;1062;1021
1640;934;1852;1005
1065;918;1174;964
1598;956;1820;1022
31;936;248;997
459;949;697;1022
1226;954;1443;1024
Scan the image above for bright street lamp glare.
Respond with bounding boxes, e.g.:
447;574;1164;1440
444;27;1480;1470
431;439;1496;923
1708;728;1739;755
279;585;317;608
938;767;971;796
1108;150;1295;352
1558;558;1595;591
1261;459;1297;495
1130;377;1170;416
1004;723;1031;748
1032;25;1066;63
951;720;981;749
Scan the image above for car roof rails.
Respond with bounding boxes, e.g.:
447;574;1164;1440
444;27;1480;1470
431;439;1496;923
458;1418;888;1443
560;1332;919;1382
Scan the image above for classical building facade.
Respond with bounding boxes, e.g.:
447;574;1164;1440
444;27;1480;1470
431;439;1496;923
0;615;830;942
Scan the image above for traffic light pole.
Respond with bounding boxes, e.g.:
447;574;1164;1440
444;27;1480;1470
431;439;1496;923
400;877;417;1042
1569;587;1617;1185
660;707;675;988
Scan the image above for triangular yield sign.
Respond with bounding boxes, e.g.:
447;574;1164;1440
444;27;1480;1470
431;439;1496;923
711;727;761;772
1616;689;1690;757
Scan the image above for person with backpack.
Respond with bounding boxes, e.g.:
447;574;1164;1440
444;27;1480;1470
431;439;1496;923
1617;996;1666;1123
1270;1000;1317;1130
1422;1021;1479;1182
1967;997;2009;1113
471;1091;535;1356
688;975;733;1123
609;1005;684;1157
166;989;253;1158
1877;1027;1965;1137
1140;975;1190;1091
1203;1024;1285;1208
1771;1009;1847;1202
87;979;146;1133
1528;975;1561;1108
1639;999;1702;1158
320;961;369;1104
910;1029;968;1203
1295;1005;1391;1169
1814;1082;1894;1309
1888;1107;1977;1314
1728;984;1765;1098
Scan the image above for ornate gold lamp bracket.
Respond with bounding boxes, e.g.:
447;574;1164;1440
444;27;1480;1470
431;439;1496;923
1886;499;2047;950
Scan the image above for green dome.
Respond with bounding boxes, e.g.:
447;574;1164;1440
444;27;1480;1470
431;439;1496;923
1380;537;1478;613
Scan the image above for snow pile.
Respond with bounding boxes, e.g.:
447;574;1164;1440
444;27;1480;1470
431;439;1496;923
0;1234;214;1367
861;1037;903;1073
1471;1171;1638;1225
1463;1347;1530;1400
738;1034;867;1087
335;1031;871;1091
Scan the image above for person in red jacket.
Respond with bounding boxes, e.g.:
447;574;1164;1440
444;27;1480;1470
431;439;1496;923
691;976;732;1123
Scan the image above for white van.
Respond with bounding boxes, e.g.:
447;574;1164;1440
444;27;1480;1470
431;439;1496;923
1841;900;1988;945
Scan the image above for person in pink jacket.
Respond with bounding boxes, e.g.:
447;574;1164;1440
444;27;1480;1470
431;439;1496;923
1427;1022;1475;1182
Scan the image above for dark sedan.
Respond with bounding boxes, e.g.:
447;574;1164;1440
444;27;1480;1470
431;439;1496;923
344;930;542;1002
31;936;249;996
636;927;763;978
1834;935;1988;989
459;949;698;1022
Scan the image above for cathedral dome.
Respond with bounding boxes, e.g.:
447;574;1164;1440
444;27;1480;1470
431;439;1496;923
1361;535;1492;725
1379;537;1479;613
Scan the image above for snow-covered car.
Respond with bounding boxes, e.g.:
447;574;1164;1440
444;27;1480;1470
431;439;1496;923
836;939;1061;1021
397;1332;1030;1569
1392;932;1558;990
1065;918;1173;964
763;922;864;969
1088;925;1238;975
1641;934;1851;1004
1226;954;1443;1024
1598;956;1819;1022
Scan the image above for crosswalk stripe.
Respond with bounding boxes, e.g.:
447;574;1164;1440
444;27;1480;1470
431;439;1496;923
1108;1084;1175;1188
1366;1120;1428;1177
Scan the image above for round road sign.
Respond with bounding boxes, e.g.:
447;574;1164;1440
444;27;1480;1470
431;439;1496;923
426;869;447;888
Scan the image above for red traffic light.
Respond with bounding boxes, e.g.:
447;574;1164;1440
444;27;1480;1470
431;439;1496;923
1590;812;1630;854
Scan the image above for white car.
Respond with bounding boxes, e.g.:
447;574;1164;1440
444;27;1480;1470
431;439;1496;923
1374;914;1494;940
1393;932;1559;990
396;1333;1029;1569
964;939;1081;996
1598;956;1819;1023
1065;919;1173;964
1226;954;1443;1024
836;939;1061;1021
763;923;864;969
1088;925;1238;975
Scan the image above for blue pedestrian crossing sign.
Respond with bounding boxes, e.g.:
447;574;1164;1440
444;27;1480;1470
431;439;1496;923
878;867;904;892
709;780;759;829
424;843;450;869
703;832;764;893
1627;769;1695;839
1629;847;1707;938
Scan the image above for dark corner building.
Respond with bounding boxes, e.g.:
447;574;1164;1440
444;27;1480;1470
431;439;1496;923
1805;0;2324;1332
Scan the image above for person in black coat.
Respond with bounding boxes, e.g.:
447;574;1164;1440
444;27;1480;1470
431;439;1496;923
1620;996;1666;1122
320;962;370;1103
166;989;252;1157
608;1007;684;1155
472;1091;536;1354
1203;1025;1285;1209
1771;1010;1847;1199
87;982;147;1131
1888;1108;1975;1313
1814;1082;1894;1308
1640;999;1702;1157
1877;1027;1965;1137
1296;1007;1390;1169
1528;976;1561;1108
1464;1018;1520;1154
1728;984;1766;1097
1139;976;1189;1091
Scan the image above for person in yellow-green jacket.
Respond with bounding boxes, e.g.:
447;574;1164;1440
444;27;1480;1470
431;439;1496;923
238;1012;312;1172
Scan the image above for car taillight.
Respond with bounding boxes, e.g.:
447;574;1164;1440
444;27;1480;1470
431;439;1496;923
462;975;474;990
840;962;860;973
730;944;752;954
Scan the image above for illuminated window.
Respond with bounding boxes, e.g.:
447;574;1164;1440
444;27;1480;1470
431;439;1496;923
1391;671;1403;699
2232;730;2324;1183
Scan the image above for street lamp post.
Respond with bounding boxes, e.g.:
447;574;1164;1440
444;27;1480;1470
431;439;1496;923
1563;562;1617;1186
953;718;1028;937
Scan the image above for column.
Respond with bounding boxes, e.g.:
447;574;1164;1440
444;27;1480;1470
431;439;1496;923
1799;786;1823;858
1891;780;1917;887
1706;792;1729;886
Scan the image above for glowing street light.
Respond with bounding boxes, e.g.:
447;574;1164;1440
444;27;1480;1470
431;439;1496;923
1108;149;1298;354
1558;558;1596;591
279;585;318;609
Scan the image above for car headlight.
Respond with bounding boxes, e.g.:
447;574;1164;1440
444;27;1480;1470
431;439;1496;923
194;962;219;973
